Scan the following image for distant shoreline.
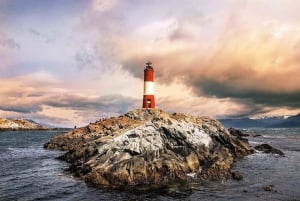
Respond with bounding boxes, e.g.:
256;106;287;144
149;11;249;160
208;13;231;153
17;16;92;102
0;118;71;132
0;128;71;132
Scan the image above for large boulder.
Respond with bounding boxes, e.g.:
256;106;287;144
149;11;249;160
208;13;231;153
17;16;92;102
254;143;284;156
45;109;251;187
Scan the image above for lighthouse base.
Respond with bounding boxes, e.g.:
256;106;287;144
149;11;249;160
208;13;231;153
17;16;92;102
143;95;155;108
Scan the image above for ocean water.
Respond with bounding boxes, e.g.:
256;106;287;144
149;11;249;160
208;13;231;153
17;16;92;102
0;128;299;201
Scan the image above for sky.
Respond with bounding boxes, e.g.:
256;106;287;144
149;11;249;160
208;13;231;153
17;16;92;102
1;0;300;127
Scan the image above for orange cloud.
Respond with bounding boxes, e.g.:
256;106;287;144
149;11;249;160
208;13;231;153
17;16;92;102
0;72;138;127
2;0;300;125
116;2;300;114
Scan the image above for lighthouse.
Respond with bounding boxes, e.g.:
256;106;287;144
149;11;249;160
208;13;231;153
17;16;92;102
143;61;155;108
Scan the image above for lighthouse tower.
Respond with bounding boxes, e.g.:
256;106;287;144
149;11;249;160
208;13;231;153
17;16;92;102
143;61;155;108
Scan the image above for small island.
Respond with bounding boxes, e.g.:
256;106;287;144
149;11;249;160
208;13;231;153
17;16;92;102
45;108;252;188
0;118;48;131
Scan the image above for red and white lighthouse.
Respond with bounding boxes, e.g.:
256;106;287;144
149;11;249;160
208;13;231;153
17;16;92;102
143;61;155;108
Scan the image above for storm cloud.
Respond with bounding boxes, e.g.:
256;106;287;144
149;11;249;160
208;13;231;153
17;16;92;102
44;94;137;114
114;0;300;116
1;0;300;126
0;73;138;126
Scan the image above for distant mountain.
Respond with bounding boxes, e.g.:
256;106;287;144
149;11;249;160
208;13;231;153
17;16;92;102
255;116;286;125
266;114;300;128
219;113;300;128
219;118;264;128
0;118;48;131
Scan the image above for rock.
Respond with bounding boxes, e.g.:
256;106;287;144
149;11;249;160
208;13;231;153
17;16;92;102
254;144;284;156
231;170;243;180
228;128;249;137
0;118;48;131
45;108;251;187
250;134;262;137
263;185;274;191
228;128;262;138
228;128;249;148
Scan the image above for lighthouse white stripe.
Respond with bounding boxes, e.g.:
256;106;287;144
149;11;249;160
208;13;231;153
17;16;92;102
144;81;154;95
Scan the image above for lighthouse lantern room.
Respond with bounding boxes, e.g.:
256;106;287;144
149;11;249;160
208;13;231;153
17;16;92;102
143;61;155;108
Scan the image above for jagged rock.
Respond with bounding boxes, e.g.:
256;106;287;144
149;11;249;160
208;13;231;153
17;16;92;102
228;128;262;138
231;170;243;180
254;144;284;156
263;185;274;191
228;128;249;137
250;134;262;137
45;108;251;187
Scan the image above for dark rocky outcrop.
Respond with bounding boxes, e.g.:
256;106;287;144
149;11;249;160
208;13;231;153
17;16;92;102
45;109;251;188
228;128;249;138
254;144;284;156
231;170;243;180
263;185;274;191
250;134;262;137
228;128;262;138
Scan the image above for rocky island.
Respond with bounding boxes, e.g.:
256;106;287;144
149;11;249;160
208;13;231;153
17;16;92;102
45;109;252;188
0;118;48;131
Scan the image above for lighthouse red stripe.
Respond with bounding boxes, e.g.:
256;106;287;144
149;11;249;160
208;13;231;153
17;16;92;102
144;70;154;81
143;95;155;108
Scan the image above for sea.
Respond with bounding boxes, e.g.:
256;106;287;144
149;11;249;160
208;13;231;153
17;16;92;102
0;128;299;201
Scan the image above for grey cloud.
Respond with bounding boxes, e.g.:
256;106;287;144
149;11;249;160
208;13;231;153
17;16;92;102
121;54;300;118
74;46;104;70
0;93;139;126
193;79;300;108
223;101;272;119
120;27;300;119
44;94;138;114
28;27;56;43
28;28;41;36
75;49;97;70
0;32;20;49
0;104;43;114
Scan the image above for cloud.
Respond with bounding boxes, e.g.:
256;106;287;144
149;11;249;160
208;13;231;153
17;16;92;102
2;0;300;126
70;0;300;118
74;46;98;70
29;113;73;127
44;94;137;114
0;32;20;49
92;0;119;12
0;105;43;114
73;44;114;71
76;1;126;71
113;1;300;117
28;27;56;43
0;72;138;126
156;96;247;118
0;47;13;72
0;23;19;71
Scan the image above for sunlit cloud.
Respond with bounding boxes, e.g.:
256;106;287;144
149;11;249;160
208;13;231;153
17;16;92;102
0;0;300;126
0;72;138;127
115;0;300;117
